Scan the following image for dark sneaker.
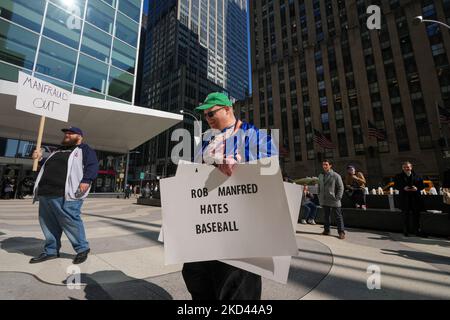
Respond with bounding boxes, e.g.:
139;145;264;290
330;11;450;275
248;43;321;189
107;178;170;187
73;249;90;264
322;230;330;236
338;232;346;240
29;252;60;264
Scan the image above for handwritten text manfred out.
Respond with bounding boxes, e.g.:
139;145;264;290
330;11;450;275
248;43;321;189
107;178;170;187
22;76;69;112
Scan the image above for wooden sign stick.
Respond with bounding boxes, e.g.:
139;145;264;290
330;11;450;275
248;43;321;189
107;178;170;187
32;116;46;172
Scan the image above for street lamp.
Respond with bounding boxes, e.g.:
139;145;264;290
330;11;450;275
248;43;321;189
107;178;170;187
180;109;202;152
413;16;450;29
124;150;140;192
180;109;200;122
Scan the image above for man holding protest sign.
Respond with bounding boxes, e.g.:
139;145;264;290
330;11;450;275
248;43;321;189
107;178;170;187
30;127;98;264
181;92;277;300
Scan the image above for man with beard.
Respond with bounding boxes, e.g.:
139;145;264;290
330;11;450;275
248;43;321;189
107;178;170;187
30;127;98;264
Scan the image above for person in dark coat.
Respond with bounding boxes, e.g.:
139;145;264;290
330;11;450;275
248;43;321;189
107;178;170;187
442;167;450;219
394;161;425;237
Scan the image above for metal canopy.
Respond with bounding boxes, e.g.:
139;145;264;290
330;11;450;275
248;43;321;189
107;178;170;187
0;79;183;153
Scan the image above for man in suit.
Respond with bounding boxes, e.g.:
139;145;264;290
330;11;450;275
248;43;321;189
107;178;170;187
394;161;425;237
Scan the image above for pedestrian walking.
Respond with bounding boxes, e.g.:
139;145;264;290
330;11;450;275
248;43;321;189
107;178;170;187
3;179;14;199
124;184;131;199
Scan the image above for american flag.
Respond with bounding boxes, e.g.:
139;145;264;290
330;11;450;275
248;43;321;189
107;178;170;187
368;121;387;140
313;129;336;149
438;104;450;124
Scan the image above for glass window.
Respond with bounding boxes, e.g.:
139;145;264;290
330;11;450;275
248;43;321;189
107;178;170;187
74;86;106;99
36;38;77;83
111;39;136;73
17;140;34;158
34;72;73;91
43;3;81;49
0;0;45;32
102;0;117;8
108;66;134;102
0;20;39;69
86;0;115;34
81;23;112;62
118;0;140;22
75;54;108;93
0;62;24;82
107;95;131;104
49;0;86;17
115;12;138;47
1;138;19;157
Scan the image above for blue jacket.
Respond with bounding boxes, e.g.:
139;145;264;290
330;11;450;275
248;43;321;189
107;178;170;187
33;143;99;202
196;121;278;163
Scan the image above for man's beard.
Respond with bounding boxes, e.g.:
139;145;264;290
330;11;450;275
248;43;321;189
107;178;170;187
61;138;78;146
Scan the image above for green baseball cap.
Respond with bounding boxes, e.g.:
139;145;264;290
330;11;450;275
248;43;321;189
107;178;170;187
196;92;233;111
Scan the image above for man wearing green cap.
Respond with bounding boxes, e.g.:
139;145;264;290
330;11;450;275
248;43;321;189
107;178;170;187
181;92;277;300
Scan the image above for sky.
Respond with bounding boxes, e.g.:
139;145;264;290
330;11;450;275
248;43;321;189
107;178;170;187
142;0;252;94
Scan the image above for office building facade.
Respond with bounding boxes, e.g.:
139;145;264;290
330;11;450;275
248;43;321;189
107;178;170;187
1;0;143;103
138;0;249;178
0;0;182;196
178;0;249;100
244;0;450;184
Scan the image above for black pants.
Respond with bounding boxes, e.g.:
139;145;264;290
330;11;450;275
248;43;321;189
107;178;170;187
351;189;366;206
323;206;345;234
182;261;262;300
402;208;420;235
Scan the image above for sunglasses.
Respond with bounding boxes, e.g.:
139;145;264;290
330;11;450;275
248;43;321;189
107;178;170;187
203;106;226;118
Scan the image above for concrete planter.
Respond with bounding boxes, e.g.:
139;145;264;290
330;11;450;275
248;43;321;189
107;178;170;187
314;207;450;237
137;197;161;207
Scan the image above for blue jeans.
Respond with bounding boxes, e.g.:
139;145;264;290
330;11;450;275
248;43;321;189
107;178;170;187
38;196;89;255
303;202;317;220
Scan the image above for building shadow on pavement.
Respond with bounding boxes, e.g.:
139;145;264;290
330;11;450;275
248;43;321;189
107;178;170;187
64;270;173;300
381;249;450;269
367;234;450;248
0;237;72;258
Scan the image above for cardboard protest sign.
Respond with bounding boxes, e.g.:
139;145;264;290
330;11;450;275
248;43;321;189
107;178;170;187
222;182;303;284
16;71;71;122
157;182;303;283
160;157;298;265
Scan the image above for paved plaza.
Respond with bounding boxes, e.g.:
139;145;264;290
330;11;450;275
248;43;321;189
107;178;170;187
0;198;449;300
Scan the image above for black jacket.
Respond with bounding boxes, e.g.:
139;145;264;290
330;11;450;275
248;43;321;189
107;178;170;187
394;171;424;211
442;168;450;188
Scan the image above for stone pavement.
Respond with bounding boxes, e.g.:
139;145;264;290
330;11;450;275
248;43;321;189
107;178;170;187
0;198;449;300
